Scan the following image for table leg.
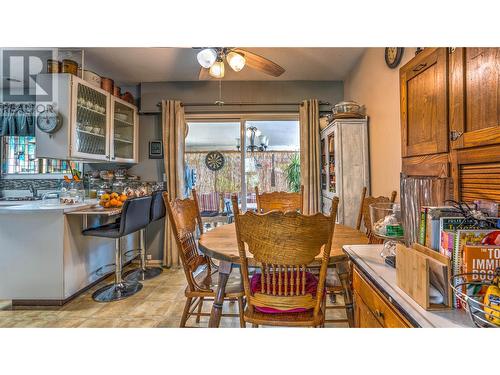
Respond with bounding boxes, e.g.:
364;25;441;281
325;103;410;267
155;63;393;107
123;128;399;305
336;260;354;327
209;260;232;328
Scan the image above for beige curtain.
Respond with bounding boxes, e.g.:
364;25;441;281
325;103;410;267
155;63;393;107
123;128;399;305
299;99;321;214
162;100;186;267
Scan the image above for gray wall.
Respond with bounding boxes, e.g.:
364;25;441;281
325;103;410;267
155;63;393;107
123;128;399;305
140;80;343;113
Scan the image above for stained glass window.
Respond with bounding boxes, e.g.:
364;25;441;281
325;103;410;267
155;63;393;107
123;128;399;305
1;136;78;175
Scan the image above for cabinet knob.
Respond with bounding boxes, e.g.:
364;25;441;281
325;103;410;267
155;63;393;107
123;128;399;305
374;309;384;319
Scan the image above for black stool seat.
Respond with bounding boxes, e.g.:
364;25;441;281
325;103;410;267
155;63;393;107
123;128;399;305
82;222;120;238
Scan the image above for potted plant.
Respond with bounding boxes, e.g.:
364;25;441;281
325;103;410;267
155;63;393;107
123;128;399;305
284;153;301;192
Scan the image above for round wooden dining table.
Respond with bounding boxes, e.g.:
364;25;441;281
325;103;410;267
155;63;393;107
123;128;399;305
198;222;368;327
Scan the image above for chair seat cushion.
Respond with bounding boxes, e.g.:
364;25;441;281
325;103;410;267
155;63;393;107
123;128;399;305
250;271;318;314
82;222;121;238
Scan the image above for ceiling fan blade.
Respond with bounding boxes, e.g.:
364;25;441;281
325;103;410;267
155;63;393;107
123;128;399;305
199;67;211;80
233;48;285;77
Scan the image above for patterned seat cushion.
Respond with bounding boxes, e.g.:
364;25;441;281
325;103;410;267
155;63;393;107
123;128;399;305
250;271;319;314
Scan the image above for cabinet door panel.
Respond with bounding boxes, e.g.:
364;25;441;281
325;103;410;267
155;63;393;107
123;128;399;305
354;292;383;328
400;48;448;157
71;78;110;161
450;48;500;149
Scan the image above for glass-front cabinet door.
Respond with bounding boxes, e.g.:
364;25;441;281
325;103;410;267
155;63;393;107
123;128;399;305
110;98;137;162
71;77;110;160
327;130;336;195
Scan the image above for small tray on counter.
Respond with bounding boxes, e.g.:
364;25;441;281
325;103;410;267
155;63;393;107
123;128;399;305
66;205;122;216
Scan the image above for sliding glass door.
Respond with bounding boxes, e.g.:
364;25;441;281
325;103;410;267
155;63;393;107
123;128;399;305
185;114;300;221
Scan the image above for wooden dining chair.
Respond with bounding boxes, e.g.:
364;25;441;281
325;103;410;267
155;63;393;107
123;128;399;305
232;195;339;327
356;188;397;244
255;185;304;213
163;191;246;328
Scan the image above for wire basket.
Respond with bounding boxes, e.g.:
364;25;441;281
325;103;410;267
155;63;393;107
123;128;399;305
450;273;500;328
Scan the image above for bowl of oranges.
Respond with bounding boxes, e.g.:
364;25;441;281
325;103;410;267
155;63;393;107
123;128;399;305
99;192;128;209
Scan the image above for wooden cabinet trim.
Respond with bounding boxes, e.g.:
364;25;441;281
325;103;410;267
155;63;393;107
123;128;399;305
402;153;449;177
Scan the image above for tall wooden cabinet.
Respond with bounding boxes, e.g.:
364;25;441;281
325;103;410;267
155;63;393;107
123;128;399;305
400;48;448;158
400;47;500;204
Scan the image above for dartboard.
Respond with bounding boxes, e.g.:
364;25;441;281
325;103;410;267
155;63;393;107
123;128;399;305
205;151;225;171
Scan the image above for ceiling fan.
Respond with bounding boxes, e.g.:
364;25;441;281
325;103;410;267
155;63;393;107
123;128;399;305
195;48;285;80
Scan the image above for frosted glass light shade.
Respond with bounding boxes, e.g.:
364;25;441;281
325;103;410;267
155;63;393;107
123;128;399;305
197;49;217;68
209;60;225;78
227;51;246;72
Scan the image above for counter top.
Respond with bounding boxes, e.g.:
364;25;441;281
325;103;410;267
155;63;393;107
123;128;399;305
0;200;99;214
343;244;474;328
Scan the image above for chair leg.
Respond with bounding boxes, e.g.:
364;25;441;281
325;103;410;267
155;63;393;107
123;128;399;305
196;297;204;323
237;297;245;328
180;297;192;328
124;228;163;282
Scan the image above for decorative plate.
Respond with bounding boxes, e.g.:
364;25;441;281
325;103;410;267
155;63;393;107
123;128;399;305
205;151;225;171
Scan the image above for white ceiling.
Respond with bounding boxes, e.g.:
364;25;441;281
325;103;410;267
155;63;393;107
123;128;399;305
83;48;366;85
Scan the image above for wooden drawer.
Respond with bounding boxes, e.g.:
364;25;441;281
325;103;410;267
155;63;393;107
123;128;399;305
353;267;410;328
354;291;383;328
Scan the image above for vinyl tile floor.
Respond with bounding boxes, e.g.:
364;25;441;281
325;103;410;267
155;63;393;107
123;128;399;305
0;266;350;328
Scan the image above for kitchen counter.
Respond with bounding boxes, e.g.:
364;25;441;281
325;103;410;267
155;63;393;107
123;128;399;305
0;198;136;305
343;245;474;328
0;199;99;213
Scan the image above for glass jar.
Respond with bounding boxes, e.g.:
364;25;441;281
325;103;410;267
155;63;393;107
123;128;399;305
69;180;85;203
97;180;112;199
88;177;99;199
112;177;126;195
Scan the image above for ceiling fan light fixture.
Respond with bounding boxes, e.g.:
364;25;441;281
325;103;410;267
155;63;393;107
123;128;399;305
197;48;217;68
209;60;225;78
226;51;246;72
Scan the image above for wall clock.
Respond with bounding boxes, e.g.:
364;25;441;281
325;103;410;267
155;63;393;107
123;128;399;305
36;106;61;134
385;48;404;69
205;151;225;171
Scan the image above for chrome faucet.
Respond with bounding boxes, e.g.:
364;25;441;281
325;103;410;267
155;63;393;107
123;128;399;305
28;182;38;198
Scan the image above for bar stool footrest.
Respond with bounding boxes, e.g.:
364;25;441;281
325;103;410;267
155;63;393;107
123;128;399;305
92;281;143;302
123;266;163;282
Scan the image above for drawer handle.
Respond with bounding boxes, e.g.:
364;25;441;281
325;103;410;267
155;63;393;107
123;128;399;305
374;309;384;319
413;63;427;72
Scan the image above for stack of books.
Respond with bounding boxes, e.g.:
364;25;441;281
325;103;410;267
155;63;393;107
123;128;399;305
418;205;500;308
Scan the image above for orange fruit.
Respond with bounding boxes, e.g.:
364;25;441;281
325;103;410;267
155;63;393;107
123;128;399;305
104;201;111;208
119;194;127;202
109;199;119;207
111;192;119;199
116;200;123;207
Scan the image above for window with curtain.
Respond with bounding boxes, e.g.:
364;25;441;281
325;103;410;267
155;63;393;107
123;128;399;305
1;136;78;175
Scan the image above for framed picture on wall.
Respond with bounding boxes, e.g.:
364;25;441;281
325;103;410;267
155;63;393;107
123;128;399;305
149;141;163;159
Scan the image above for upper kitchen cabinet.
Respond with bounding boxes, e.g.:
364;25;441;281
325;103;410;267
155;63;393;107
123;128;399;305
400;48;448;157
111;97;138;163
35;74;139;163
449;47;500;149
